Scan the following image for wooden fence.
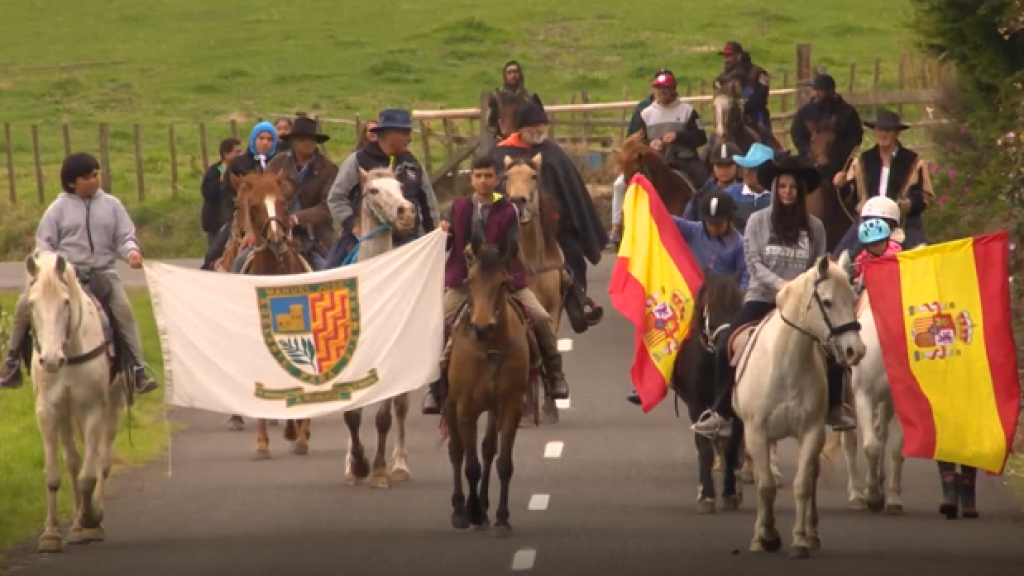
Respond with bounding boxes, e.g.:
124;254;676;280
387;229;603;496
0;43;951;204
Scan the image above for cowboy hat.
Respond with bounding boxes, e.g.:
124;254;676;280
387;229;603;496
863;108;909;131
279;117;330;143
756;155;821;192
370;109;414;132
732;142;775;169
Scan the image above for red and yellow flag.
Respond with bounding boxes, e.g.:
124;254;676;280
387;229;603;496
863;231;1021;474
608;174;704;413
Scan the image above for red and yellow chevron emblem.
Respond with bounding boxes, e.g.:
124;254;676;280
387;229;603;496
309;290;352;374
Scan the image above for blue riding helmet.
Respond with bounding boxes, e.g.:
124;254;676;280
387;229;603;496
858;218;891;244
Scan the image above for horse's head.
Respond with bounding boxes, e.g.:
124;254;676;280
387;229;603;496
24;251;82;372
465;233;512;342
359;167;417;236
781;253;866;367
615;130;654;180
697;272;744;338
496;90;522;137
503;153;541;223
233;171;293;256
712;79;745;138
806;118;836;167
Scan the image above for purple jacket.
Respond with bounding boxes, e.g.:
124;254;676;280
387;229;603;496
445;195;527;290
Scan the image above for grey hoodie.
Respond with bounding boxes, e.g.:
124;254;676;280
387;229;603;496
35;190;141;271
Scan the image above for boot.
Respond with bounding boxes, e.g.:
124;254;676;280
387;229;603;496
626;386;641;405
938;462;960;519
959;466;979;519
0;349;23;389
562;271;589;334
537;330;569;400
826;366;857;431
422;379;442;415
133;365;159;394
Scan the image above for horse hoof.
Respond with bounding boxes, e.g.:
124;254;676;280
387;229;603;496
290;443;309;456
848;494;868;510
37;534;63;554
492;523;513;538
788;545;810;559
759;535;783;553
939;503;959;519
65;528;86;545
351;458;371;479
343;472;361;486
451;513;471;530
371;472;391;489
884;503;904;515
721;496;740;512
807;536;821;551
253;448;271;460
866;496;885;513
472;515;491;531
81;527;105;543
390;467;411;483
740;470;755;484
962;509;979;519
696;498;716;515
228;420;244;432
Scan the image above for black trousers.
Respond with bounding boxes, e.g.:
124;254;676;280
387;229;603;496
201;223;232;270
557;232;587;292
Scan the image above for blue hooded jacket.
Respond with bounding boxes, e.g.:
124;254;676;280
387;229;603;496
248;121;278;157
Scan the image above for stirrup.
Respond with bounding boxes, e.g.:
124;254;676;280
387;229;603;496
691;409;726;438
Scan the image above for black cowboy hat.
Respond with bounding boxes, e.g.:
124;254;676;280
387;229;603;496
370;109;414;133
279;117;330;143
756;155;821;193
863;108;909;131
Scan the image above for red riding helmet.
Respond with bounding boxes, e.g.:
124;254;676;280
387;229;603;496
652;71;677;89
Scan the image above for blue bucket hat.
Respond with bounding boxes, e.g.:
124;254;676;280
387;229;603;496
732;142;775;169
370;109;414;133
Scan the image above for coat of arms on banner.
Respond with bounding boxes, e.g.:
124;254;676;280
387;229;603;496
257;279;361;386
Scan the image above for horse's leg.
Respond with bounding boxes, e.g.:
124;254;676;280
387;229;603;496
458;406;485;527
478;409;498;528
721;419;744;511
75;411;105;532
228;415;244;431
747;431;781;553
841;429;867;509
59;417;85;545
290;419;310;455
857;392;885;512
884;405;906;515
370;399;394;489
90;386;123;544
343;409;370;485
494;398;521;538
770;442;784;485
447;403;469;530
520;374;538;428
390;393;411;482
694;433;717;514
254;418;270;459
807;452;822;551
37;400;64;553
740;448;755;484
789;428;825;559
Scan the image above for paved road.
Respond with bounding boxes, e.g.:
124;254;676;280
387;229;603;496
3;260;1024;576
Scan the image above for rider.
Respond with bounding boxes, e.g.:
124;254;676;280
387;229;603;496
683;141;742;221
714;41;776;147
260;117;338;271
423;155;571;414
691;156;858;437
832;109;934;254
789;73;864;177
639;70;710;190
202;122;279;270
0;153;159;394
723;142;775;234
491;101;607;333
325;109;441;267
848;219;902;294
486;61;542;141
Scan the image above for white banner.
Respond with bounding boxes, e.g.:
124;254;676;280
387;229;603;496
145;230;446;419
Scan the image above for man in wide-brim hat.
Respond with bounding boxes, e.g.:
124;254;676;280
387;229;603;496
266;116;338;270
832;108;934;255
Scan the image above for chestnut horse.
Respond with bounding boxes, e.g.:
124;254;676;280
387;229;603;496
502;153;565;426
616;130;697;217
444;235;532;536
229;171;314;459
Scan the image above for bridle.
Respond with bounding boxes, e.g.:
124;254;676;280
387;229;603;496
28;275;107;366
778;275;862;359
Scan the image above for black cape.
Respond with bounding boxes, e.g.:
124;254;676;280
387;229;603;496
491;139;608;266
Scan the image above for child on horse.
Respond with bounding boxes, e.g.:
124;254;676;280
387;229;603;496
683;141;743;221
849;218;902;294
421;155;570;415
0;153;159;394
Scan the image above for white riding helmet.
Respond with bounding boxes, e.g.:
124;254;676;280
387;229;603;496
860;196;901;222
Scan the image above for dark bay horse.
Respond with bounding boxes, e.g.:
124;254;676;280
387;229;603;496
444;235;532;537
230;170;315;459
670;272;745;513
804;118;858;251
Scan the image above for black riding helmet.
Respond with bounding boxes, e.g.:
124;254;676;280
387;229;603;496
699;191;737;223
709;141;743;165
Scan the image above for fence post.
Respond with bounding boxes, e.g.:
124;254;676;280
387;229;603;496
796;43;812;106
198;122;209;169
98;124;112;192
230;120;239;140
168;124;179;198
4;123;15;204
31;125;44;203
62;123;71;157
418;120;433;175
133;124;145;201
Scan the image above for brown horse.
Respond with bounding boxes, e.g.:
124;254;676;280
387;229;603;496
616;130;697;217
703;78;762;168
342;167;419;489
444;234;532;536
804;118;858;251
229;170;315;459
502;153;564;425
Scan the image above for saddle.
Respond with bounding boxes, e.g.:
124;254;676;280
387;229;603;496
441;291;542;372
726;319;767;368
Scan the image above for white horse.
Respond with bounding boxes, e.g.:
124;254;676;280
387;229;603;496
342;167;418;488
836;290;906;514
732;253;866;559
25;251;126;553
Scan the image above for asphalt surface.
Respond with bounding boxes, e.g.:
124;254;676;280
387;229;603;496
2;259;1024;576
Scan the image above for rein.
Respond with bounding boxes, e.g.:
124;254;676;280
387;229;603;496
341;200;418;266
31;286;108;366
777;276;862;358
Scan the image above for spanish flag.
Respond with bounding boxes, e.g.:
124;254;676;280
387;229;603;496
608;174;703;413
863;231;1020;474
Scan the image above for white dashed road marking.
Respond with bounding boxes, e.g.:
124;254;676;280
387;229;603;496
512;548;537;571
528;494;550;511
544;441;564;458
557;338;573;352
555;398;571;409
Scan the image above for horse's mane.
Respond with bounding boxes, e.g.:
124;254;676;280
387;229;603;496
365;167;397;182
698;272;743;316
29;253;80;300
474;243;508;276
505;157;560;245
616;130;662;176
778;256;848;318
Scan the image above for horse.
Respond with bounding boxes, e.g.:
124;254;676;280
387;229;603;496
230;171;314;459
730;253;865;558
502;153;565;425
444;234;532;536
836;290;906;514
703;78;762;169
342;167;419;489
615;130;697;217
803;118;858;252
24;251;128;553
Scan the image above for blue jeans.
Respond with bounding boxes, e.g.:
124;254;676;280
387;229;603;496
233;247;253;273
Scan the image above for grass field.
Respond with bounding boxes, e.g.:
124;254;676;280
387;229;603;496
0;290;169;565
0;0;920;260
